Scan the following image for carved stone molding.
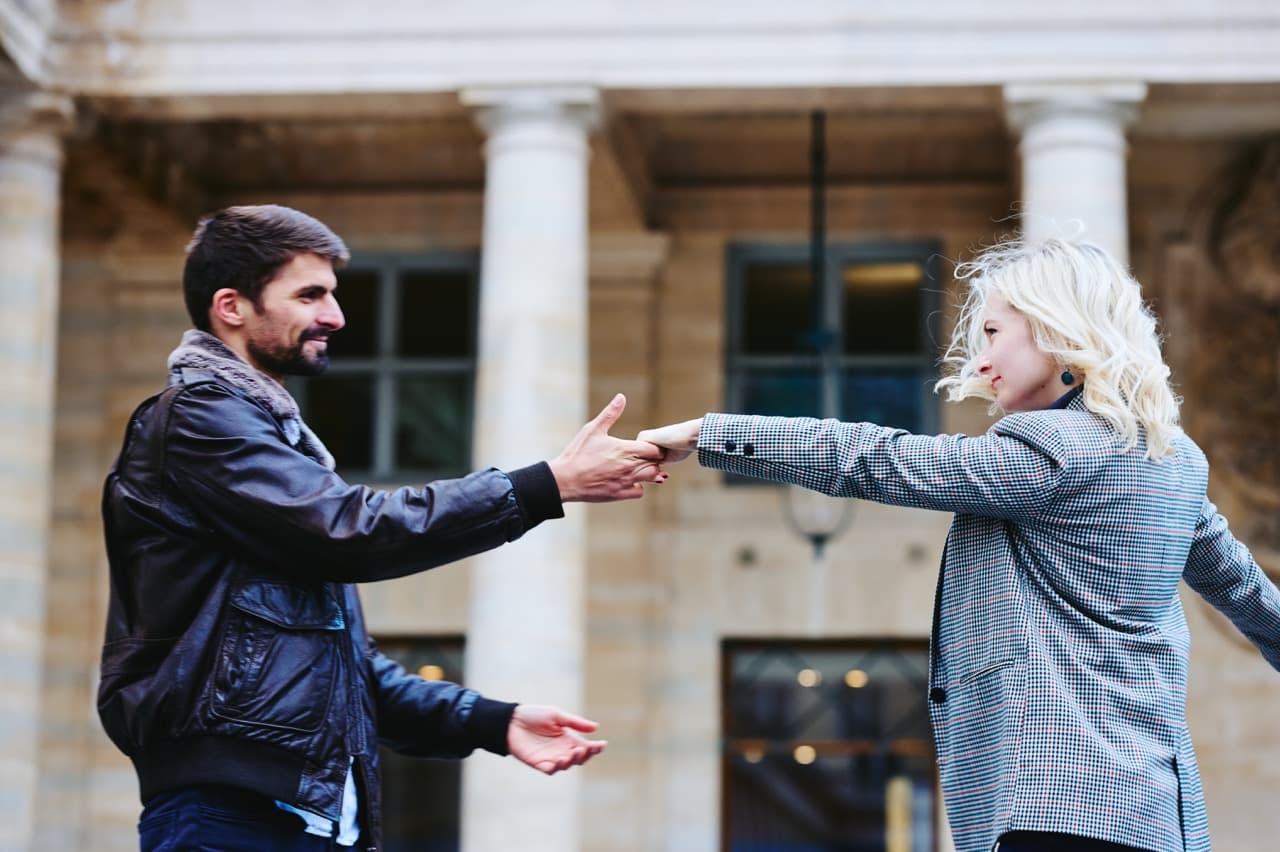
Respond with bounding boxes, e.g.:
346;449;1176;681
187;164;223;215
0;89;73;136
1163;136;1280;645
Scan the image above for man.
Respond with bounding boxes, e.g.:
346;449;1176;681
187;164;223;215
99;204;667;851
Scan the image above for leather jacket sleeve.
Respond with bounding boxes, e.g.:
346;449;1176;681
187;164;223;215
163;382;533;583
369;645;516;758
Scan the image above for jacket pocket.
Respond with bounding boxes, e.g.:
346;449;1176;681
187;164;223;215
210;579;345;734
954;657;1016;689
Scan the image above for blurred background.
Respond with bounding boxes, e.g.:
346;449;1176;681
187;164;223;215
2;2;1277;850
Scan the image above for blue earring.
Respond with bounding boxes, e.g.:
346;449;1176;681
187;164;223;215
1061;370;1075;386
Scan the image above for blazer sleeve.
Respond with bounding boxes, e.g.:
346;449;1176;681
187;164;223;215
369;644;516;758
697;410;1099;522
162;382;551;583
1183;497;1280;670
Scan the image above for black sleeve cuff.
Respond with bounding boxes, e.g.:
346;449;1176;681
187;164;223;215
506;461;565;532
466;697;518;756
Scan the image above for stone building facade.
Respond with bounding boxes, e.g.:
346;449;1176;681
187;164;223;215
1;3;1278;850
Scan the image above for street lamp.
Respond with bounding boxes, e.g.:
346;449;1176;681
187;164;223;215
782;108;855;562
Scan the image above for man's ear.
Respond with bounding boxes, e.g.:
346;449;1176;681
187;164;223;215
210;287;249;329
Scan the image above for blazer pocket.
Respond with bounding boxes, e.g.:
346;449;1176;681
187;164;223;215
954;658;1016;689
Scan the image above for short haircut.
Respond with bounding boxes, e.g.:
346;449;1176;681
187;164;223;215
182;205;350;331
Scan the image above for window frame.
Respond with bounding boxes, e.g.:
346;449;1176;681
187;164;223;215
719;637;940;852
291;251;481;483
372;634;467;852
724;241;943;471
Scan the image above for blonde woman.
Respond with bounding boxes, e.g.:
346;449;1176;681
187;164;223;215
640;239;1280;852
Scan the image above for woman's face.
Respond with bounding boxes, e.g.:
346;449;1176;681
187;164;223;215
976;293;1069;412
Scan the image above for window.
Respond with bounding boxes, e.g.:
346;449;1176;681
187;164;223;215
374;636;466;852
294;254;479;480
723;640;937;852
727;243;941;439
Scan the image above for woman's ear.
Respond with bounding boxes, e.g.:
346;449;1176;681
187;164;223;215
209;287;247;329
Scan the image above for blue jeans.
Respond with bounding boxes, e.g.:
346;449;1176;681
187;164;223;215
997;832;1152;851
139;785;346;851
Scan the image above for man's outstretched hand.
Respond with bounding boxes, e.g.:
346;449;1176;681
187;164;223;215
508;705;607;775
636;417;703;464
550;394;668;502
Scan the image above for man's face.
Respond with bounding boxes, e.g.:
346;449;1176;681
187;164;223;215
242;253;345;378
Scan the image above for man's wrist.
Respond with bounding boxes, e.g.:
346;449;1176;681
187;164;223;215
507;462;565;528
466;697;519;756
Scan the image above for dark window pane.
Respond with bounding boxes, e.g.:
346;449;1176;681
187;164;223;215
737;367;822;417
375;638;465;852
840;369;925;432
725;643;935;852
329;269;380;358
842;262;924;355
743;263;814;355
395;373;471;473
398;270;474;358
304;373;375;470
728;752;935;852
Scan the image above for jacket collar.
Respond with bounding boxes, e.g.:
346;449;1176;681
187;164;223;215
166;329;336;470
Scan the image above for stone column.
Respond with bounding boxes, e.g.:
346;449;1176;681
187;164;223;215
459;86;599;852
1005;82;1146;262
0;89;73;848
582;233;668;852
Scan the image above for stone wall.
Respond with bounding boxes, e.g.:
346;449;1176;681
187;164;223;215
38;127;1280;851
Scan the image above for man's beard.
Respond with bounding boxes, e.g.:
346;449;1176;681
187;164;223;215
248;330;331;377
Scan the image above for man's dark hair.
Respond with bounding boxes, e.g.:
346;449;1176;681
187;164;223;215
183;205;350;331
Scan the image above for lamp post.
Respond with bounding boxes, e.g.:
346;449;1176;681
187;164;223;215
782;109;854;567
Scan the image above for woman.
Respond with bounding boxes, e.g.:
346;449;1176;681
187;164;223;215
639;238;1280;852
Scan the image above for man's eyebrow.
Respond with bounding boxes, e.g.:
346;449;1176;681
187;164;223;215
295;282;337;294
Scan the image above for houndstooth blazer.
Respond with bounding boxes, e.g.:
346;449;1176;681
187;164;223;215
698;392;1280;852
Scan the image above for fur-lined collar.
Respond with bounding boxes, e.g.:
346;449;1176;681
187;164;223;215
166;329;336;470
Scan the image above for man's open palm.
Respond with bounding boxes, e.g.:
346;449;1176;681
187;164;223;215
508;705;607;775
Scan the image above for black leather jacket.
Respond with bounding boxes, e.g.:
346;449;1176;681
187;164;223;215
99;369;563;850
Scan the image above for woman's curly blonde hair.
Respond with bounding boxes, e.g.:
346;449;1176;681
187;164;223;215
935;238;1182;460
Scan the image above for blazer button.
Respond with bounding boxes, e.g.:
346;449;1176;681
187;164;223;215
742;443;755;456
724;440;737;453
929;687;947;704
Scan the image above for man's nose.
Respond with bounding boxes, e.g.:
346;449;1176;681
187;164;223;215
319;295;345;331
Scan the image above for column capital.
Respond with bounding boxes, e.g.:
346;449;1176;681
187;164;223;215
1003;82;1147;133
0;89;75;139
589;231;670;282
461;85;600;136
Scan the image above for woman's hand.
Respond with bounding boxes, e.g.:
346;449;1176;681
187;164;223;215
636;418;703;464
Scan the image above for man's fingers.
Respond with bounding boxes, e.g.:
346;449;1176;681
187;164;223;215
553;711;599;733
587;393;627;434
